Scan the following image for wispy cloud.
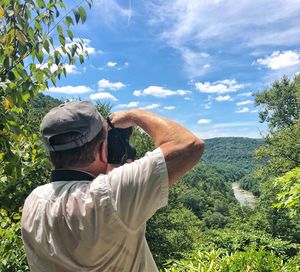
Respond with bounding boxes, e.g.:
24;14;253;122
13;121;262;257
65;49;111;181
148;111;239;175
133;86;190;97
164;106;175;110
215;95;232;102
238;92;253;97
90;92;117;101
212;122;256;128
198;119;211;125
142;104;160;110
47;85;92;94
37;63;80;74
116;101;140;108
256;50;300;70
236;107;250;113
147;1;300;77
236;100;254;106
98;79;126;90
92;0;132;26
195;79;244;94
107;61;117;67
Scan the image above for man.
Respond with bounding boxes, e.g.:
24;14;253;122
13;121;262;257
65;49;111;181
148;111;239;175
21;101;204;271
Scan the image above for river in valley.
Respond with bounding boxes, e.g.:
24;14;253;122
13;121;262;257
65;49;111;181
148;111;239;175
232;182;258;207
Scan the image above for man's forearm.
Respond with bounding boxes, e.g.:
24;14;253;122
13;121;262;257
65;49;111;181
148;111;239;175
109;109;205;185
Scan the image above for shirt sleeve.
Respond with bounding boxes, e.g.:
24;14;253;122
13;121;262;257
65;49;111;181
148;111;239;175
105;147;169;230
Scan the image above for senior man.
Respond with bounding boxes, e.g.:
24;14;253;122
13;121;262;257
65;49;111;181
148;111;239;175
21;101;204;272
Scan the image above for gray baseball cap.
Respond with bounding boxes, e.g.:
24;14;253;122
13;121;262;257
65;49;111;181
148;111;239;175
41;101;106;151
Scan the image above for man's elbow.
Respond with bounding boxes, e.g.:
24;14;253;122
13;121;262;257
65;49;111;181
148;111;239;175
189;137;205;163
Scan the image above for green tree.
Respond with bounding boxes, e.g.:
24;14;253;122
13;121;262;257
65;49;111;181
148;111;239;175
255;75;300;131
251;75;300;242
0;0;92;180
0;1;92;270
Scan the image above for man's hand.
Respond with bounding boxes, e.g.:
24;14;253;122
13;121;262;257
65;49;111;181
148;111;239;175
108;111;135;129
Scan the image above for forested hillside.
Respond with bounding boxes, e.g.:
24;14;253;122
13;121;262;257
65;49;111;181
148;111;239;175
203;137;263;167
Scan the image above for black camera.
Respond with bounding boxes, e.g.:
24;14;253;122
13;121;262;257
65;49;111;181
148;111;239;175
107;118;136;164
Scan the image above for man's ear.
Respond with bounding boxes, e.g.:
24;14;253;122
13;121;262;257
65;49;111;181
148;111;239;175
99;141;108;164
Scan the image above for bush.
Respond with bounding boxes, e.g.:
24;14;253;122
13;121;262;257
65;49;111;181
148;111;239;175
0;209;29;271
162;247;300;272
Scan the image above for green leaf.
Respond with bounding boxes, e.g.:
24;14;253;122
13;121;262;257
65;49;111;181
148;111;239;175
57;25;63;35
59;34;65;46
67;29;73;41
16;29;27;45
8;71;15;81
78;6;87;23
65;16;74;26
51;74;56;86
54;51;61;65
36;0;46;9
79;54;84;64
34;20;42;32
36;44;44;63
36;69;43;83
43;39;50;53
73;9;80;24
85;0;93;9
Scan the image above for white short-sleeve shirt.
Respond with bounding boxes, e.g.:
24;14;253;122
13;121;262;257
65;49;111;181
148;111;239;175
21;148;169;272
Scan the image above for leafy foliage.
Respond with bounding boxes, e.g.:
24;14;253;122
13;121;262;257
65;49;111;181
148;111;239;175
0;0;92;188
0;209;29;272
0;2;91;270
255;75;300;131
163;247;300;272
273;168;300;217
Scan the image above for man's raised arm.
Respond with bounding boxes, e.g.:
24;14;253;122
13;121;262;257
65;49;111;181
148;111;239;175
109;109;205;185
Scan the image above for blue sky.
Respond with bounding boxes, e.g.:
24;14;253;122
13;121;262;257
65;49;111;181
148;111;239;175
43;0;300;139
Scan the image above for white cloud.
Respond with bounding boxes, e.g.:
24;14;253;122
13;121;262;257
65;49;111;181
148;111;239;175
215;95;232;102
142;104;160;110
107;61;117;67
93;0;132;26
90;92;117;101
148;1;300;77
133;90;142;96
47;85;92;94
98;79;126;90
198;119;211;125
116;101;140;108
37;63;80;74
238;92;253;97
64;64;81;74
195;79;244;94
124;62;129;66
178;48;210;77
256;51;300;70
164;106;175;110
134;86;191;98
236;100;253;106
236;107;250;113
149;1;300;47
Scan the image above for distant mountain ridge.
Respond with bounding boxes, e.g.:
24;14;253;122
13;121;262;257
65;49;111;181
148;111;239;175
202;137;264;171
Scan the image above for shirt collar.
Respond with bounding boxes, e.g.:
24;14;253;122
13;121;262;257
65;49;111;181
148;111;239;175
51;169;95;182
